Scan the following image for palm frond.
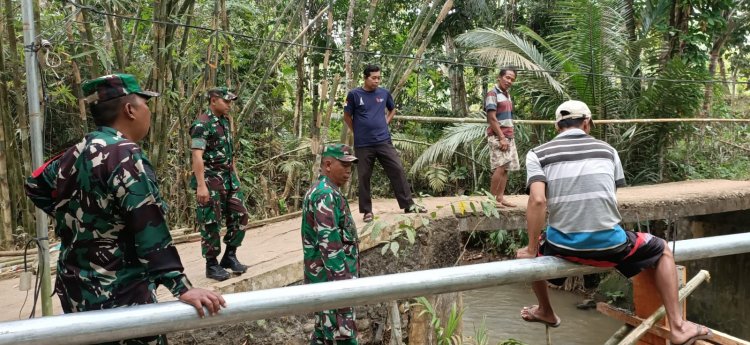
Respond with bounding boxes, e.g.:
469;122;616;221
457;28;567;97
424;165;449;193
410;123;488;173
392;133;430;162
277;160;305;174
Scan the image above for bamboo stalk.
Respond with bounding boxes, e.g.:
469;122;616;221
389;301;403;345
598;302;746;345
0;15;12;244
391;0;454;100
718;139;750;152
545;325;552;345
0;257;25;268
238;4;329;125
392;115;750;124
615;270;711;345
603;325;635;345
0;248;37;257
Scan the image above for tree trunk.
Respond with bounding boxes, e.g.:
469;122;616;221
78;0;101;78
357;0;379;62
338;0;356;145
0;17;13;245
445;35;468;117
624;0;641;100
4;0;34;238
312;4;333;176
293;50;304;138
388;0;436;89
245;0;296;80
220;0;231;87
504;0;517;30
312;75;341;177
65;9;88;136
343;0;355;88
392;0;454;100
103;2;125;71
293;4;308;139
124;5;143;65
660;0;690;67
310;63;320;145
238;4;328;125
729;68;738;105
149;0;179;173
701;9;736;118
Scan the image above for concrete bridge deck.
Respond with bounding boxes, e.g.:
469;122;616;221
2;179;749;321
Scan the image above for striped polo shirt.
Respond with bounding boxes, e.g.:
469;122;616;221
525;129;627;251
484;86;514;138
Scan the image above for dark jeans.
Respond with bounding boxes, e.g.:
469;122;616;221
355;141;414;214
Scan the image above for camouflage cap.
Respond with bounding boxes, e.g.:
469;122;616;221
82;74;159;104
207;87;238;101
322;144;358;162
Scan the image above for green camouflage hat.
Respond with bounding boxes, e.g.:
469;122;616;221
82;74;159;104
207;87;238;101
322;144;358;162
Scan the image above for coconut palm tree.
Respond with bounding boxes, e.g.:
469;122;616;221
409;0;706;188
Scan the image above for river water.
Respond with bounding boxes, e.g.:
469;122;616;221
462;284;621;345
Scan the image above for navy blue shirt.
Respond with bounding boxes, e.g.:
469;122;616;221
344;87;395;148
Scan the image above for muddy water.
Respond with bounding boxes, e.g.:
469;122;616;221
462;284;621;345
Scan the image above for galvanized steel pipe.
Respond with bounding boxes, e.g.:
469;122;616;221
21;0;53;316
0;232;748;345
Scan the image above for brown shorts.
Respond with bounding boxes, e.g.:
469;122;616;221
487;136;520;171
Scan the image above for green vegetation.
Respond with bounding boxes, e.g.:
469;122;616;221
0;0;748;247
414;297;465;345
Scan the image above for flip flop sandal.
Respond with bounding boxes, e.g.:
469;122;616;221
521;305;561;328
363;213;374;223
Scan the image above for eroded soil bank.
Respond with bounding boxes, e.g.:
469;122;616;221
170;218;463;345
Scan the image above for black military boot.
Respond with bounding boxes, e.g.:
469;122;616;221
206;258;230;281
220;246;248;274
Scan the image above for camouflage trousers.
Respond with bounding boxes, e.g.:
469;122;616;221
310;307;358;345
197;185;249;259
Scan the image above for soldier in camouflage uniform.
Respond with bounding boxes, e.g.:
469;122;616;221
301;144;360;345
25;74;225;345
190;87;249;281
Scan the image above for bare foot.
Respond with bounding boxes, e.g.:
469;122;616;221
495;197;517;208
520;305;561;327
669;321;712;345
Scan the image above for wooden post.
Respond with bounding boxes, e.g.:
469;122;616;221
598;303;748;345
389;301;404;345
632;265;686;344
617;270;710;345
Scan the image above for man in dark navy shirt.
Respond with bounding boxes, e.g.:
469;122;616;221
344;64;426;222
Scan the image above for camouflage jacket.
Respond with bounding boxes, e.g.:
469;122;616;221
25;126;192;313
189;109;239;190
301;175;359;284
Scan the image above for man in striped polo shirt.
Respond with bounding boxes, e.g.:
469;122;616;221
516;100;712;345
485;68;520;208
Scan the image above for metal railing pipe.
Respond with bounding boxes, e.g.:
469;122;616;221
0;232;748;345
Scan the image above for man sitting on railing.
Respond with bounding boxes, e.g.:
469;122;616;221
515;100;712;345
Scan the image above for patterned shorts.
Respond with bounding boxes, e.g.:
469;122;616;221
539;230;666;285
487;136;520;171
